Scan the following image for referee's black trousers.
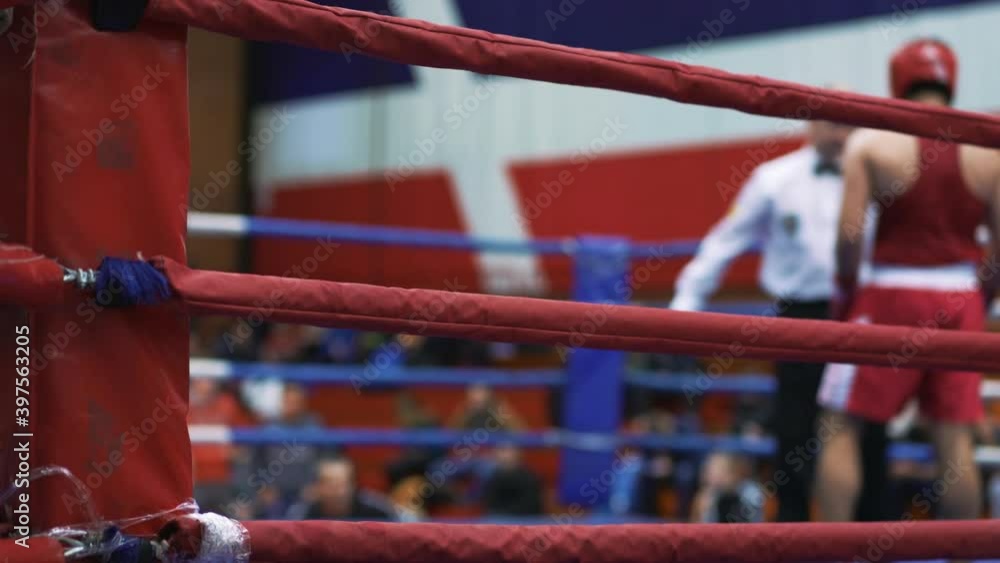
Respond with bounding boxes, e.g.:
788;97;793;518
774;300;889;522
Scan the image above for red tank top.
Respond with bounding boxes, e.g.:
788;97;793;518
872;138;986;266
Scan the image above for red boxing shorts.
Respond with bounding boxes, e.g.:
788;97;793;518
818;281;985;423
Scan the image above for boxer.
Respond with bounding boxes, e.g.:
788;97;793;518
816;38;1000;521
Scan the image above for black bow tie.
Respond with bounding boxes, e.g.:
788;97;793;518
814;161;841;176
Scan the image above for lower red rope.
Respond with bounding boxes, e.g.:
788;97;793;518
162;518;1000;563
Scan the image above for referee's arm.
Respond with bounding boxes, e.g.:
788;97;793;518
670;171;772;311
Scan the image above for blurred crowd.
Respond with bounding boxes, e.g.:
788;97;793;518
189;319;1000;523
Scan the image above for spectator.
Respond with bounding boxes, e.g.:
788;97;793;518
609;411;676;517
212;319;263;362
734;396;769;441
260;324;311;363
188;378;252;513
418;337;491;366
974;414;997;517
482;445;543;517
288;457;398;521
690;452;764;523
990;471;1000;519
386;394;447;493
316;328;361;364
277;382;323;427
389;475;431;521
449;384;525;431
234;483;287;520
235;324;313;422
607;448;646;516
244;383;335;507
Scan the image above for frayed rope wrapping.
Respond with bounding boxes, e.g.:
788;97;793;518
96;257;172;307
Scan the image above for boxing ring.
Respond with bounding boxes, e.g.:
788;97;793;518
181;211;1000;468
4;0;1000;561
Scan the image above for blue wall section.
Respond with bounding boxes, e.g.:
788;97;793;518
455;0;990;52
250;0;414;103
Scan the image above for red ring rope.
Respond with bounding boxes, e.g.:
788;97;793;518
159;258;1000;372
142;0;1000;147
0;244;70;307
162;517;1000;563
2;249;996;373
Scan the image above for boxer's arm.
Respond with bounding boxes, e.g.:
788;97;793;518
985;162;1000;305
835;132;874;291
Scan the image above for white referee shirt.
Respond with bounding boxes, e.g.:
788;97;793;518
670;146;843;312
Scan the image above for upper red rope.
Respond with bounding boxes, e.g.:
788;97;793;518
144;0;1000;147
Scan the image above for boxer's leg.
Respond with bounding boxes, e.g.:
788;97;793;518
931;422;981;519
815;410;862;521
816;357;918;521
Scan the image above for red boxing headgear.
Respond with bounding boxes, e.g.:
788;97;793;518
890;39;957;101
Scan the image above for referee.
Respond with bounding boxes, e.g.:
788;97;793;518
669;119;888;522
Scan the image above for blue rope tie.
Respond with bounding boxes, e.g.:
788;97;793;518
96;257;172;307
